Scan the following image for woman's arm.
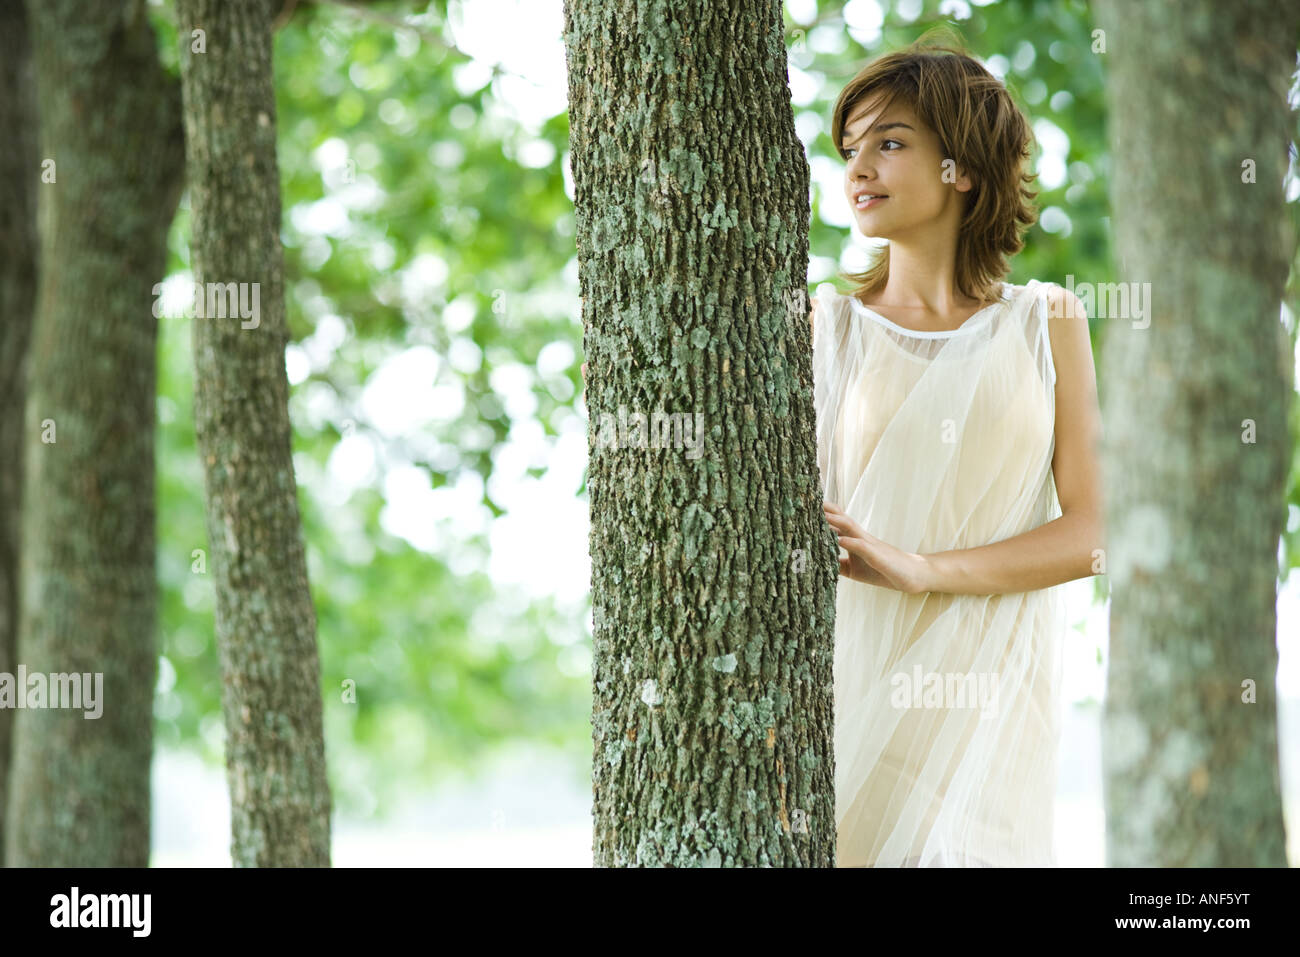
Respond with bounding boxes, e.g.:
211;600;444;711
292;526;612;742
920;285;1106;595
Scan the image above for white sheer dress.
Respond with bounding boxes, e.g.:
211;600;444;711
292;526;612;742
812;279;1068;867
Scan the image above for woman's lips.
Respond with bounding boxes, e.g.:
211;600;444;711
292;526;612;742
855;195;887;210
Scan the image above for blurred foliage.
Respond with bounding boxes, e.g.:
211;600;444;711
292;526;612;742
148;0;590;819
137;0;1300;821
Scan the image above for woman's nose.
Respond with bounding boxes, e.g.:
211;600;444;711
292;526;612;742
847;155;875;182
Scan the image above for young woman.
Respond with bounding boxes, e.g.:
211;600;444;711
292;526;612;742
811;40;1105;866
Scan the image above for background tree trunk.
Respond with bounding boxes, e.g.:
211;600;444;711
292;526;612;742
1094;0;1296;865
563;0;838;866
0;0;38;865
176;0;331;866
5;0;184;866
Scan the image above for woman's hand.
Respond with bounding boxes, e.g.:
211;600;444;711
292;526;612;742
823;502;934;595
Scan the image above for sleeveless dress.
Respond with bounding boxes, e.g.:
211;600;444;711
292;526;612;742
812;279;1068;867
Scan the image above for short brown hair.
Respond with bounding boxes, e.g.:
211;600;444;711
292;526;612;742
831;33;1039;304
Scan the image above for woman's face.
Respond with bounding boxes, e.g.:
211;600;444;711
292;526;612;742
840;96;971;240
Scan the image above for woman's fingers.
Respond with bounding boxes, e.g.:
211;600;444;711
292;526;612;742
823;508;862;538
825;507;881;548
825;505;885;585
836;535;877;584
837;534;866;557
581;361;587;382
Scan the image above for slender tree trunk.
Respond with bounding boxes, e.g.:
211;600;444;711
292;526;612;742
564;0;838;866
1094;0;1296;865
0;0;38;865
176;0;331;866
5;0;184;866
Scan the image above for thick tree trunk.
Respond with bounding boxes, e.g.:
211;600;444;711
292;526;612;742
564;0;838;866
1094;0;1296;865
5;0;184;865
0;0;38;865
176;0;331;866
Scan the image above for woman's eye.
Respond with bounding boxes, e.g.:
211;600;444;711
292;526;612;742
845;140;901;160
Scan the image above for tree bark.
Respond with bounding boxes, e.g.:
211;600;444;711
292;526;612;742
1094;0;1296;865
176;0;331;866
0;0;38;865
5;0;184;865
564;0;838;866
